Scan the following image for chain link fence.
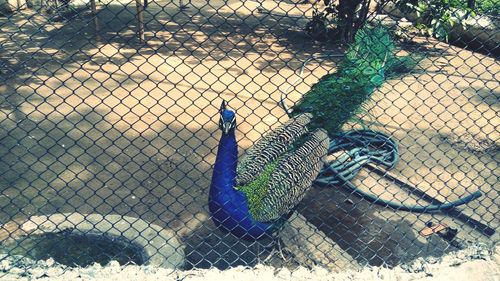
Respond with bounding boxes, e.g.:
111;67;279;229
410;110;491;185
0;0;498;275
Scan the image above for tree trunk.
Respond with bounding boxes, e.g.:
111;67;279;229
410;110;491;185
337;0;369;42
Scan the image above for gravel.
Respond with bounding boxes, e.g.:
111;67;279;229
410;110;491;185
0;243;498;281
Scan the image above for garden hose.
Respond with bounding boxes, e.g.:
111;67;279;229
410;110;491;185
313;130;482;212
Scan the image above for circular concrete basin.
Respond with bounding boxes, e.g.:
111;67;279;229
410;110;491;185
0;213;184;268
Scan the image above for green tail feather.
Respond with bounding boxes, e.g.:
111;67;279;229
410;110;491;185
292;26;418;136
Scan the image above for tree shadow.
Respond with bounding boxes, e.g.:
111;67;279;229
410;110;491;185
1;0;340;81
456;84;500;108
2;3;329;269
0;64;281;268
0;89;273;268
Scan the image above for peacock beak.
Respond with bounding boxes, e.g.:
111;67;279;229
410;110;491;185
219;116;235;135
219;118;230;135
223;124;231;135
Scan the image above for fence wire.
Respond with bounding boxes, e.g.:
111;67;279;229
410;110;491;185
0;0;498;275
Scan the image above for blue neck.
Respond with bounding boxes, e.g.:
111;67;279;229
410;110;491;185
209;127;276;240
210;129;238;194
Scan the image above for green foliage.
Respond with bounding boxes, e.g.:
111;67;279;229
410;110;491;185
395;0;499;41
417;0;499;16
292;26;417;136
476;0;499;16
237;159;280;218
402;0;472;41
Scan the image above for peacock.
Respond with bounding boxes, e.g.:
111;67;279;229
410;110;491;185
208;27;408;240
208;25;483;240
208;26;409;241
209;101;329;240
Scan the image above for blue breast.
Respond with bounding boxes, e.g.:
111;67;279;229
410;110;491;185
209;128;276;240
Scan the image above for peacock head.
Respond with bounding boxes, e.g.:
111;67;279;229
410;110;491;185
219;100;236;135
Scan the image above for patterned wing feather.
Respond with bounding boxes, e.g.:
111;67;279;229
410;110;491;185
236;113;312;186
251;129;329;222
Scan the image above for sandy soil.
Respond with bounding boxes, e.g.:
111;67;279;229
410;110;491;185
0;0;498;269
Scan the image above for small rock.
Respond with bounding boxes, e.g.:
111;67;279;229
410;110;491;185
7;267;25;276
107;260;121;271
28;267;47;278
46;266;64;277
90;262;102;270
426;256;439;264
1;259;10;270
344;199;354;205
45;258;55;267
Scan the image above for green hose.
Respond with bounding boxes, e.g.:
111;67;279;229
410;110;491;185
313;130;482;212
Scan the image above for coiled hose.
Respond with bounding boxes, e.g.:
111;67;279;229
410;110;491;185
313;130;482;212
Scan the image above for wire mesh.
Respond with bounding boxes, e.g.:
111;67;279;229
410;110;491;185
0;0;498;275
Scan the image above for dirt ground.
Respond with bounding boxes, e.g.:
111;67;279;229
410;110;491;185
0;0;498;270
